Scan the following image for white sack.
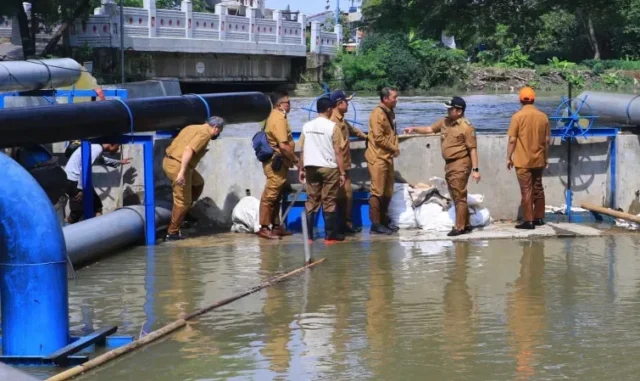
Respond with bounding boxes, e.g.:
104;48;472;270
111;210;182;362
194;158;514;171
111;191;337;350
389;183;417;229
416;203;445;231
447;206;492;227
230;196;261;233
467;194;485;207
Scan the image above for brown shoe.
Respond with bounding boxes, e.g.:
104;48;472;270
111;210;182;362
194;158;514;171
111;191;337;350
258;227;279;240
273;225;293;237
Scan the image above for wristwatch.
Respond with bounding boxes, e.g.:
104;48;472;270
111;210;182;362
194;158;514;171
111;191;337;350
472;168;480;173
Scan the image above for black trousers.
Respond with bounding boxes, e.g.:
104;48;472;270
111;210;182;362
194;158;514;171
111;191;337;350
65;179;103;222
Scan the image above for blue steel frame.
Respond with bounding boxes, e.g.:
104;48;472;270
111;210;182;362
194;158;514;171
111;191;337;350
550;127;618;221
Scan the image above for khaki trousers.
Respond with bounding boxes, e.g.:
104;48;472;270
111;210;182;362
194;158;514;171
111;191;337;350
163;157;205;234
368;159;394;225
445;156;471;230
304;166;340;213
516;167;545;222
259;159;288;227
337;173;354;226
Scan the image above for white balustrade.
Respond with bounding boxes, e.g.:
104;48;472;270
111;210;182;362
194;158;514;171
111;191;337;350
0;17;12;38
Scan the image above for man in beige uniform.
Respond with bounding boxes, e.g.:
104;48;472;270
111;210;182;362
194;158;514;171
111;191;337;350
366;87;400;235
258;91;298;240
404;96;481;237
163;116;225;241
329;90;367;234
299;96;347;242
507;87;551;230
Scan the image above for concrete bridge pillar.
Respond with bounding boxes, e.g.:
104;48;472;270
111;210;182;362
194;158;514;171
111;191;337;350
335;23;343;47
215;4;227;41
181;0;192;38
273;10;282;44
310;21;321;54
144;0;157;37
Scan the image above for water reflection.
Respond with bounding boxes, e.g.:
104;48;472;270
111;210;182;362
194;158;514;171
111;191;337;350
507;241;547;381
442;242;476;365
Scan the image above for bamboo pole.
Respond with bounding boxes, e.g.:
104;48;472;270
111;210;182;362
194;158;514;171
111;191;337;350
581;203;640;224
46;258;327;381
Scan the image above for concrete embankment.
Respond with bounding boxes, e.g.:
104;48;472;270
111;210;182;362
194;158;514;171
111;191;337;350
78;131;640;229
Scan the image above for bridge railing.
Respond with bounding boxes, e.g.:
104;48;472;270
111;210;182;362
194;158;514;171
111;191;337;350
309;21;342;56
0;17;11;38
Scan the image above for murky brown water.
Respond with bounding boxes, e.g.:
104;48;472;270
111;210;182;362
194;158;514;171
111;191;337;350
25;234;640;380
224;94;563;138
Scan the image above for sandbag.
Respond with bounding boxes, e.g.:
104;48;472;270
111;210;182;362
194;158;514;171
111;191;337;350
389;183;417;229
447;206;492;227
230;196;261;233
416;203;445;231
467;194;485;207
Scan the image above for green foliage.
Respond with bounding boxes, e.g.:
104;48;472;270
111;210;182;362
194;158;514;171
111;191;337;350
548;57;576;71
600;72;622;88
499;46;534;68
335;50;388;91
409;38;469;88
582;59;640;71
564;72;585;89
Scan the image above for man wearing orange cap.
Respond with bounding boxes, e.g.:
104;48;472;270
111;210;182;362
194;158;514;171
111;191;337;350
506;87;551;230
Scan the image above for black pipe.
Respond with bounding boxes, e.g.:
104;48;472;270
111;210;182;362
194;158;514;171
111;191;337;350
0;92;272;148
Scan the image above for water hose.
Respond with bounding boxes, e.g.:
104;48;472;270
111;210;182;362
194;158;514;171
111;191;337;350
45;258;326;381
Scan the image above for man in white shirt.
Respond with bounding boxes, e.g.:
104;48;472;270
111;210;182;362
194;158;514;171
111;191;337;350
64;143;130;223
298;96;347;242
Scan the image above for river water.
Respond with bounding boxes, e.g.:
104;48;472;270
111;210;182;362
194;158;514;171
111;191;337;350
28;234;640;380
224;94;562;138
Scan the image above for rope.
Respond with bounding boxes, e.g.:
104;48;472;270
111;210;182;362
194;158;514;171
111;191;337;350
187;93;211;120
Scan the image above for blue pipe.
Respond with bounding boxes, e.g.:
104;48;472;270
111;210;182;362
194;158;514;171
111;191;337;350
0;153;69;356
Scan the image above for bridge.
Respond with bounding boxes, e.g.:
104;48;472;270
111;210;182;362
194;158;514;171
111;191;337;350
0;0;341;85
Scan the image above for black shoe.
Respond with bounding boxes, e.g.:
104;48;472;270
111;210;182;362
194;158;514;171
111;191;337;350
324;212;345;242
164;232;185;241
534;219;545;226
447;228;465;237
516;221;535;230
464;225;473;233
387;224;400;232
343;224;362;234
371;223;393;235
305;212;315;241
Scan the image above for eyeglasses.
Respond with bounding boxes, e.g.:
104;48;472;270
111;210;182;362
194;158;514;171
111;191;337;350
278;101;291;105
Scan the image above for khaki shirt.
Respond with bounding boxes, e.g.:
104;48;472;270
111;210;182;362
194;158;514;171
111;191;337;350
330;109;367;169
431;117;477;161
365;103;399;163
265;109;295;168
165;123;211;169
507;104;550;169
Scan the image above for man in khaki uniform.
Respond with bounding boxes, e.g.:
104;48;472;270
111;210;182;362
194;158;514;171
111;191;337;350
404;96;481;237
258;91;298;240
366;87;400;235
507;87;551;230
329;90;367;234
163;116;225;241
299;96;347;242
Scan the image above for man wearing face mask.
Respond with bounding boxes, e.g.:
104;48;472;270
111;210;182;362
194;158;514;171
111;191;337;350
163;116;225;241
404;96;481;237
258;91;298;240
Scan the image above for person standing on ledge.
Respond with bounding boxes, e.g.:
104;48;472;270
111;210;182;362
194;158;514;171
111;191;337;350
258;91;297;240
404;96;481;237
330;90;367;234
506;87;551;230
163;116;225;241
299;95;347;242
366;87;400;235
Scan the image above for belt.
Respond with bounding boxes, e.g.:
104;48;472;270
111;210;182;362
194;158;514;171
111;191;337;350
165;154;180;162
445;155;470;164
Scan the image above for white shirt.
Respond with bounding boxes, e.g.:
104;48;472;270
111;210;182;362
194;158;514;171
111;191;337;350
302;116;339;169
65;144;117;189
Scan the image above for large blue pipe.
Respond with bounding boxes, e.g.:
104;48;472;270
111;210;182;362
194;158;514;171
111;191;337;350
0;153;69;356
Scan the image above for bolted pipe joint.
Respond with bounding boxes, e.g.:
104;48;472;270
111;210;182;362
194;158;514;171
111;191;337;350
0;153;69;356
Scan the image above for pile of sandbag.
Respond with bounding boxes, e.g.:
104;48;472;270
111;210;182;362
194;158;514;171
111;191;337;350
230;196;261;233
389;177;492;231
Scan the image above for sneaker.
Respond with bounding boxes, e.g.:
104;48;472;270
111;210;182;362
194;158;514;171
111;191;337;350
515;221;535;230
534;219;545;226
464;226;473;234
371;223;393;235
164;232;185;241
343;224;362;234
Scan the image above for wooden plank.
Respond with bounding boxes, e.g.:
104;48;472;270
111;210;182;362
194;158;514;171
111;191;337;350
581;203;640;224
44;326;118;362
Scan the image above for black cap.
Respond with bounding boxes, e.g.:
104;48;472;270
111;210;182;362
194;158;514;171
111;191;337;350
444;96;466;112
329;90;354;106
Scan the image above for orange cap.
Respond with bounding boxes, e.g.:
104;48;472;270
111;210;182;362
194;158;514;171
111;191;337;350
519;87;535;102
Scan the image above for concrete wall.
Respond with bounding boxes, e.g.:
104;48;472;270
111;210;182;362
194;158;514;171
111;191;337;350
82;131;639;229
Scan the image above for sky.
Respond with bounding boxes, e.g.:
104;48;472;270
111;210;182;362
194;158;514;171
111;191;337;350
267;0;339;16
